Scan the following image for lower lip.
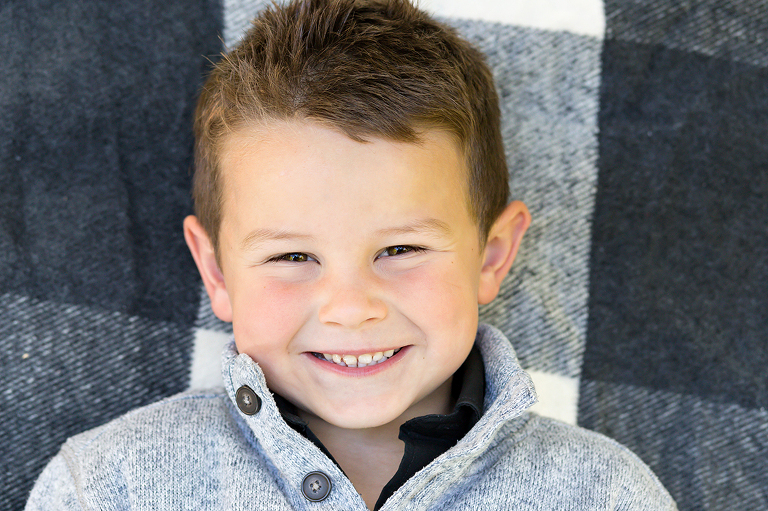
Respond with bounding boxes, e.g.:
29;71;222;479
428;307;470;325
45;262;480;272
305;346;410;377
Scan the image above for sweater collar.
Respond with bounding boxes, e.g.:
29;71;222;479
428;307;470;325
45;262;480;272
220;323;538;507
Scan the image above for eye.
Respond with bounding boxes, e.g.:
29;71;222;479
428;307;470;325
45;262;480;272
378;245;425;258
268;252;313;263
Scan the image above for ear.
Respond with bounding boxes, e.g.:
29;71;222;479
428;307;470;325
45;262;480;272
477;201;531;305
183;215;233;322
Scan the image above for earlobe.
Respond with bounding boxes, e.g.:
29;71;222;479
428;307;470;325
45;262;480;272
183;215;233;322
477;201;531;305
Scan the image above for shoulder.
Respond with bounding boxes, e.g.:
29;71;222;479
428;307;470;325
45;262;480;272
521;414;654;464
470;413;677;509
27;388;271;510
64;388;232;458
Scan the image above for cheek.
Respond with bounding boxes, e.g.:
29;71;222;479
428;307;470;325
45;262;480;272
390;262;479;330
231;278;311;354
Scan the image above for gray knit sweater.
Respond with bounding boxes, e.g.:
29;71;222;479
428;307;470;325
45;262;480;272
26;324;676;510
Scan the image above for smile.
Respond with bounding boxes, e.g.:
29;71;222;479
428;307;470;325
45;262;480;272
311;348;403;368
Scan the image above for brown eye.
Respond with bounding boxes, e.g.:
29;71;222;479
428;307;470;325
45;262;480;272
385;246;411;256
377;246;426;260
382;245;416;256
282;253;309;262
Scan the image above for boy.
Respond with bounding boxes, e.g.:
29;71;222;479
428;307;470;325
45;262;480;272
27;0;676;509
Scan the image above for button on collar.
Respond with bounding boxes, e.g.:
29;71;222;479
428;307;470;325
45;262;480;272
302;471;331;502
236;385;261;415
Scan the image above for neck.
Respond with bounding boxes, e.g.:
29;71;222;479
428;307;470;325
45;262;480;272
298;377;454;510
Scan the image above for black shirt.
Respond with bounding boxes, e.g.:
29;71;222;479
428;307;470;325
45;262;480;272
274;345;485;509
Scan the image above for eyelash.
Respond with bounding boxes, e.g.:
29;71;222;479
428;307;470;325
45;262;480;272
378;245;426;258
266;253;315;264
265;246;426;264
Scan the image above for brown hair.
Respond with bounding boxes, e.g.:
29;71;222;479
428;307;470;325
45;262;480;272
193;0;509;254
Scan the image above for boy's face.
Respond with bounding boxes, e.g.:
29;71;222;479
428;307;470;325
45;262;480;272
188;120;526;430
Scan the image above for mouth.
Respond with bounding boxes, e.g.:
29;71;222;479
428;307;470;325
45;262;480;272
311;348;403;368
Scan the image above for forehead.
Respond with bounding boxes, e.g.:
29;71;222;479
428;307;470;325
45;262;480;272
217;120;472;222
220;119;466;169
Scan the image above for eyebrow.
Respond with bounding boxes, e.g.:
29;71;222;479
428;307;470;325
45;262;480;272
375;218;453;239
240;228;316;251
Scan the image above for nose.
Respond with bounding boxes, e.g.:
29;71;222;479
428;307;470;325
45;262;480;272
317;270;387;328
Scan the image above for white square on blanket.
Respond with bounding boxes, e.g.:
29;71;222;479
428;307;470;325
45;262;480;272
419;0;605;38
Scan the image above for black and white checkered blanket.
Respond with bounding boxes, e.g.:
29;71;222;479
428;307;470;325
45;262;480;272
2;1;766;509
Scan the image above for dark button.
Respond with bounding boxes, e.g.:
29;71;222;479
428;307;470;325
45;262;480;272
235;386;261;415
301;471;331;502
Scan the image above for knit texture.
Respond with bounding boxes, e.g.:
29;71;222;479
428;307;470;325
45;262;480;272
25;325;676;510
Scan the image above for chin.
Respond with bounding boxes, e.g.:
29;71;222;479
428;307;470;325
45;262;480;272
316;405;405;431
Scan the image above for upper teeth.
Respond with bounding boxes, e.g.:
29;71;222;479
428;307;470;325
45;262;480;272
318;349;399;368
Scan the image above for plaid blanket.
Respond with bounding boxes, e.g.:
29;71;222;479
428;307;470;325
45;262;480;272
1;1;766;509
